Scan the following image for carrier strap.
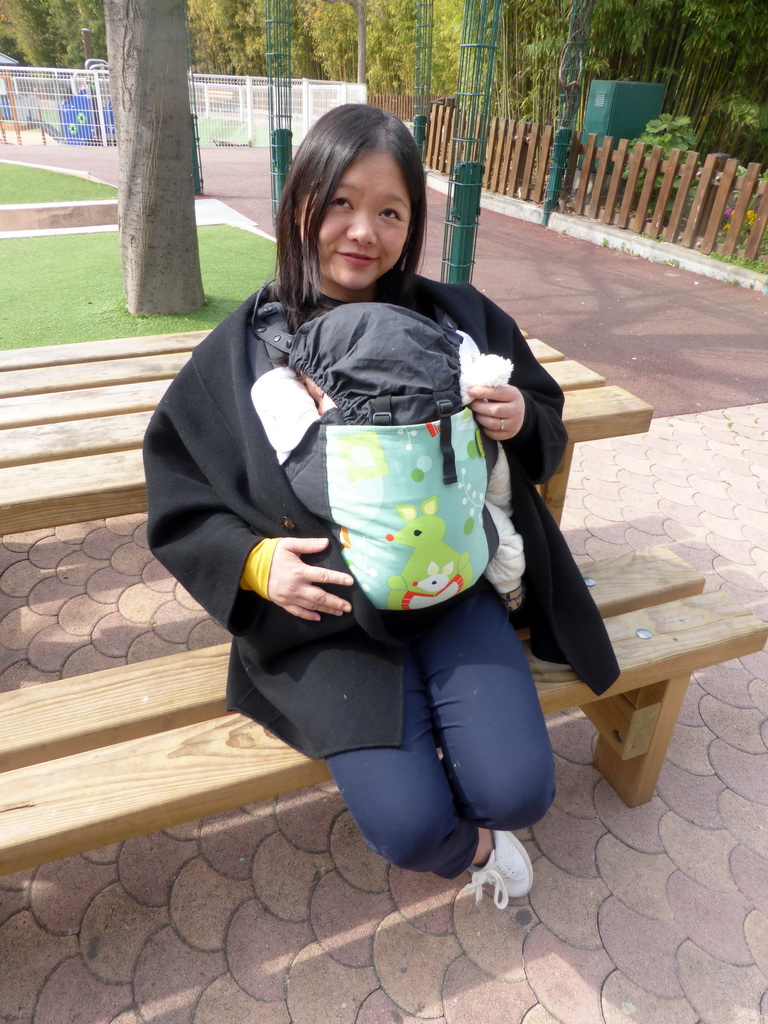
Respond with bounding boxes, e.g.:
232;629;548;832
370;396;393;426
433;306;461;484
437;398;457;485
253;302;293;360
250;282;293;360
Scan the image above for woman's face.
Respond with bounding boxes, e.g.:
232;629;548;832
315;149;412;303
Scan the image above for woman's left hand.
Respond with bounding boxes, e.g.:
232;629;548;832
468;384;526;441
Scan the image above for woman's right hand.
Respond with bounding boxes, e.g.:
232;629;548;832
268;537;354;621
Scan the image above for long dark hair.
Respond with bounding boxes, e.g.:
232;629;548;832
274;104;427;330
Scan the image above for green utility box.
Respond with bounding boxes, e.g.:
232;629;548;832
582;80;665;147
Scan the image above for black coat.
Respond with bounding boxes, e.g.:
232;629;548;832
143;278;619;758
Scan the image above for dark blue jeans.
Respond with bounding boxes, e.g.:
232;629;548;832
326;591;555;878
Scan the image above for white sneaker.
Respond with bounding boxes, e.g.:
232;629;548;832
464;830;533;909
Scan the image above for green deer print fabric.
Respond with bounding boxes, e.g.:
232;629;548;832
325;407;492;610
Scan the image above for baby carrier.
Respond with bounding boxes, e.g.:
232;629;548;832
252;297;499;611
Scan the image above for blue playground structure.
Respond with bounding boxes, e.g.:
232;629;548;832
58;87;115;145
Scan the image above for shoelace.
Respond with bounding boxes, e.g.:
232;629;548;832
463;858;510;910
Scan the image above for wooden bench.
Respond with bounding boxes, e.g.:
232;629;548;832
0;331;653;534
0;545;766;875
1;333;764;878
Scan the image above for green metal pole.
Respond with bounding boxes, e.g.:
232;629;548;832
441;0;502;284
413;0;434;159
541;0;596;227
190;113;203;195
266;0;292;224
184;0;204;195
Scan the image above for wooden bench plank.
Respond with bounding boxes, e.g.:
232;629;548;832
0;380;170;429
545;360;604;391
0;332;206;372
534;590;768;713
1;587;764;875
0;449;146;535
0;411;153;467
0;383;643;477
0;386;644;470
574;545;703;617
562;386;653;444
0;333;557;373
0;716;333;875
0;644;231;773
524;338;563;363
0;352;594;404
0;356;593;440
0;352;191;399
0;549;711;772
0;385;647;534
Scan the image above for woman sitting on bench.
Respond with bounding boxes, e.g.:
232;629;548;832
143;103;619;910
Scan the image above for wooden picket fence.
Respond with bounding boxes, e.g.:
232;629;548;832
424;99;768;266
369;94;440;123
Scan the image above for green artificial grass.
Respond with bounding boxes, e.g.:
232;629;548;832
0;225;276;350
0;161;117;204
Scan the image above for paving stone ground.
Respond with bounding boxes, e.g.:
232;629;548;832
1;403;767;1024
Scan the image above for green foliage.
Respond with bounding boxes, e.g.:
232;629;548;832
410;0;462;98
587;0;768;163
496;0;568;123
187;0;268;75
365;0;416;94
0;0;106;67
632;114;697;156
0;13;22;63
187;0;461;97
709;251;767;273
623;115;699;221
2;0;766;163
496;0;768;163
297;0;357;83
0;0;65;66
721;97;768;166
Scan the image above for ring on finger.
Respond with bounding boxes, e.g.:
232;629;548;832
499;418;505;431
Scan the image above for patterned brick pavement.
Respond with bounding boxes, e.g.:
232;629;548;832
2;403;767;1024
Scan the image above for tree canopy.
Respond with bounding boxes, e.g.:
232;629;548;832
0;0;107;67
1;0;765;161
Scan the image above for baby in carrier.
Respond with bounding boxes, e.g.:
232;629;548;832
251;301;525;614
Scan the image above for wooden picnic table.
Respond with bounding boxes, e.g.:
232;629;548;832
0;330;653;535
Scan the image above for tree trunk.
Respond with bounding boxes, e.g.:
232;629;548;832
354;0;366;85
104;0;204;315
323;0;366;86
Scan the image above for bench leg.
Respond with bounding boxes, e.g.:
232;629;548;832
537;442;574;527
591;673;690;807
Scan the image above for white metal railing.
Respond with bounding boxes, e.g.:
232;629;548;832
0;66;366;148
0;67;114;146
190;74;365;146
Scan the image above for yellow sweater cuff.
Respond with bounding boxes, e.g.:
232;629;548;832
239;538;280;598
